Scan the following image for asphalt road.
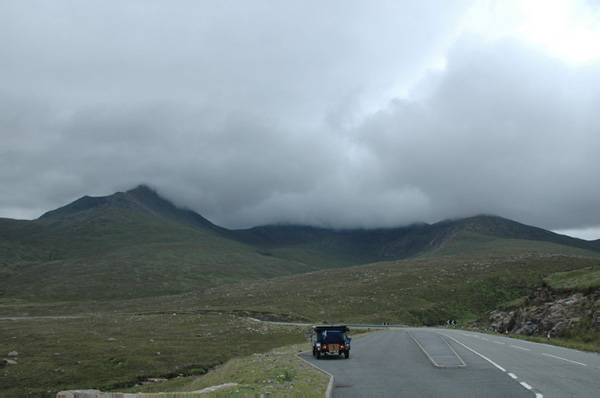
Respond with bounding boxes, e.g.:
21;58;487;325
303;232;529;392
300;328;600;397
441;329;600;398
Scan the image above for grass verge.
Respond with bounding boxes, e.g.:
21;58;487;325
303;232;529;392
0;313;308;396
119;343;328;396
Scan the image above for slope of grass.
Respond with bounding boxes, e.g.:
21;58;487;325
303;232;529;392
417;230;598;258
546;268;600;291
1;207;323;302
0;313;307;396
185;244;600;326
118;344;328;396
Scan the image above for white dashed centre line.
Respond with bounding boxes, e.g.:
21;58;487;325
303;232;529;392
510;345;530;351
521;381;533;390
521;381;544;398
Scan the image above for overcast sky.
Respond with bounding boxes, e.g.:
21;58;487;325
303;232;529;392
2;0;600;239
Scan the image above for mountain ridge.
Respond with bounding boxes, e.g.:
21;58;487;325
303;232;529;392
10;184;600;263
1;185;599;302
39;185;225;233
34;185;600;250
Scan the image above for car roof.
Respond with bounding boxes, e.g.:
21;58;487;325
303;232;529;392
313;325;349;332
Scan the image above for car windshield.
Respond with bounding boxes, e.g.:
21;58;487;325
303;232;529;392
319;330;346;343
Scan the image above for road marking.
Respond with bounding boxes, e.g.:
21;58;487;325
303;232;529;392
520;382;544;398
444;334;506;372
521;382;532;390
493;341;505;345
481;337;489;341
444;334;543;398
510;345;530;351
408;331;466;368
542;353;587;367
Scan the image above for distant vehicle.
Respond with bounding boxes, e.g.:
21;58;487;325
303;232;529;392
311;325;351;359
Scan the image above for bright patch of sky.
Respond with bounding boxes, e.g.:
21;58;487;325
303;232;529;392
517;0;600;64
555;227;600;241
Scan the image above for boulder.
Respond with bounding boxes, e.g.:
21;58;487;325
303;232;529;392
487;287;599;338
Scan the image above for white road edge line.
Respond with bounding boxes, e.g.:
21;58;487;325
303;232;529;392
443;334;543;398
542;353;587;367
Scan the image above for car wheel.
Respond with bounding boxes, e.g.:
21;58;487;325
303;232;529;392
316;351;321;359
344;351;349;359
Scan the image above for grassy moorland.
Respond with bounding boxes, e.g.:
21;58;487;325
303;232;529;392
188;236;600;326
0;312;309;396
1;238;598;395
118;343;329;396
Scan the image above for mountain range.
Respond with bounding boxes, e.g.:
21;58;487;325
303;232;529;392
1;184;599;302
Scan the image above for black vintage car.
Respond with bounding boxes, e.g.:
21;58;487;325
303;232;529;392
311;325;351;359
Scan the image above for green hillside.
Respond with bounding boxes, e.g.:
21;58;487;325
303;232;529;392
0;187;320;302
1;185;598;304
185;234;600;326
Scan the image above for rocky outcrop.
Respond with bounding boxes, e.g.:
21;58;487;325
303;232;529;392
488;287;600;337
2;350;19;366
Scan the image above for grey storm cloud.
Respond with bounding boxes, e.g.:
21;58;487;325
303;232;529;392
353;39;600;230
1;1;600;236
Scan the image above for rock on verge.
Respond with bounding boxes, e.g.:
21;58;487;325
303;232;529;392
488;287;600;337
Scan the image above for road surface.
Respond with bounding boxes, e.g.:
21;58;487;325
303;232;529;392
300;328;600;397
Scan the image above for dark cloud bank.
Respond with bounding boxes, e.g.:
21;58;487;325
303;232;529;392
1;2;599;237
